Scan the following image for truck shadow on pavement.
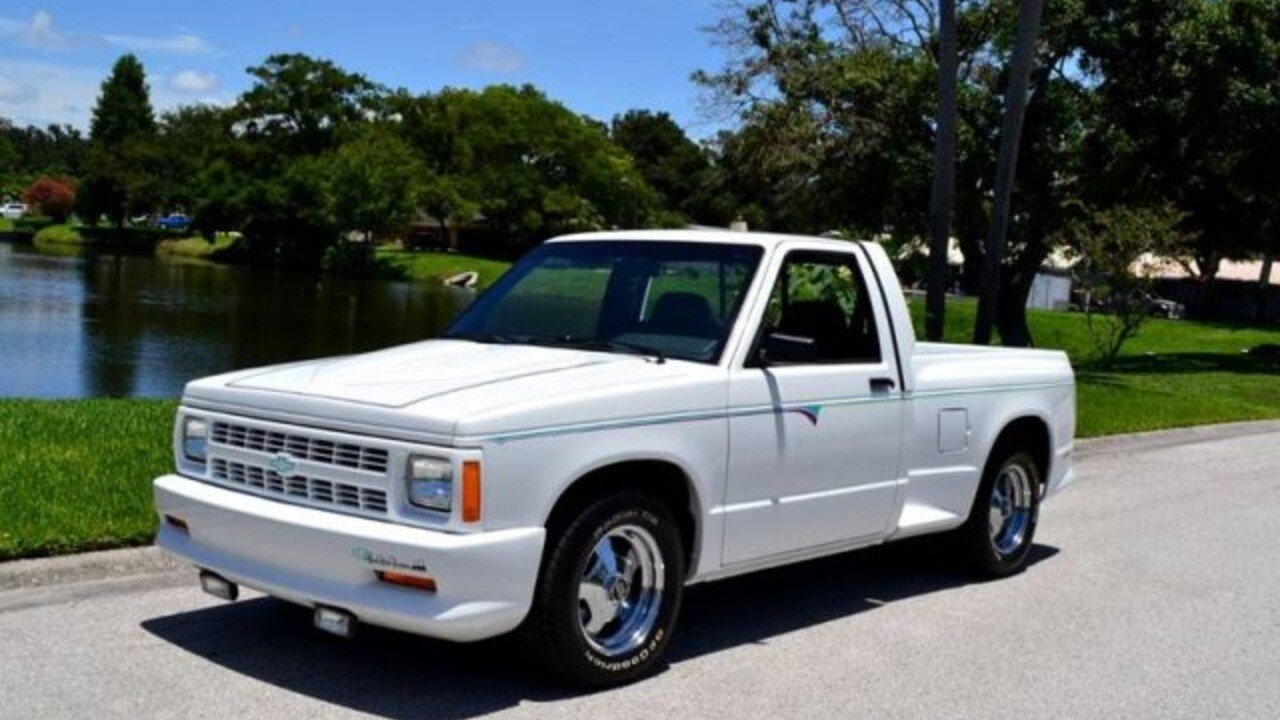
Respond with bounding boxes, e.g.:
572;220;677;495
141;541;1057;719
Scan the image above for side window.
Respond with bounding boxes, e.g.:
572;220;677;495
759;251;882;364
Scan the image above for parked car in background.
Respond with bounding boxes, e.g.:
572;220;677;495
154;230;1077;686
1147;296;1186;319
1;202;27;219
154;213;191;231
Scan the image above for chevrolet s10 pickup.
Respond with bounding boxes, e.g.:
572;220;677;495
154;230;1075;685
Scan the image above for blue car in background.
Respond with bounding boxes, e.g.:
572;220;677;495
155;213;191;231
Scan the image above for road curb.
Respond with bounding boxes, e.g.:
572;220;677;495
1075;418;1280;458
0;545;183;592
4;418;1279;592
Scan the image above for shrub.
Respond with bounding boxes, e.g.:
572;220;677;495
22;177;76;222
32;223;84;245
1066;204;1184;366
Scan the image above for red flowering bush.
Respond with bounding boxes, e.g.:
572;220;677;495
23;177;76;222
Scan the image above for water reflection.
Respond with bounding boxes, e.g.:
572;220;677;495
0;242;475;398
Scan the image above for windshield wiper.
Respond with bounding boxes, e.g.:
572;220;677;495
549;336;667;364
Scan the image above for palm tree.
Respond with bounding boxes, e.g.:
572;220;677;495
925;0;959;342
973;0;1046;345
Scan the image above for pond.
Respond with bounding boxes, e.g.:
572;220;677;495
0;242;476;398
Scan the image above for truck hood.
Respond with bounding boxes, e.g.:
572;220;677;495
223;340;613;408
182;340;720;444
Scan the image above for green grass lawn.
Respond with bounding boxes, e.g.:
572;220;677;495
375;247;513;289
0;399;176;560
2;301;1278;561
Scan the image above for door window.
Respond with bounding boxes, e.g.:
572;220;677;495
757;251;882;364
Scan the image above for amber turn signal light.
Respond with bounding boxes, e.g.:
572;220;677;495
375;570;437;592
461;460;481;523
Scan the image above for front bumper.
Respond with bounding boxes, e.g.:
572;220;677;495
154;474;545;642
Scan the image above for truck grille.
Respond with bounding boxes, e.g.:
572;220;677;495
210;458;389;515
210;421;389;475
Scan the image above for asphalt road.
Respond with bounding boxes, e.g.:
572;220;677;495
3;423;1279;719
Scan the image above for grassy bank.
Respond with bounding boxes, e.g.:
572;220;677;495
0;399;176;561
31;223;83;246
376;247;513;289
3;303;1279;561
155;232;238;258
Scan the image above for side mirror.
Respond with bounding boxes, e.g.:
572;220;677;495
758;331;818;366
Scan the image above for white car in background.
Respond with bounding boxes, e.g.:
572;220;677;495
154;230;1076;686
0;202;26;219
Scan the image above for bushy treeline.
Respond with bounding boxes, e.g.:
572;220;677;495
3;53;739;267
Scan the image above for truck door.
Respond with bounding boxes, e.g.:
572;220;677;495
721;246;905;565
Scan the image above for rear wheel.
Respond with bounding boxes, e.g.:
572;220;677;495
522;492;685;687
958;448;1041;576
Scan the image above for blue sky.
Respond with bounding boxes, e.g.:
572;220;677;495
0;1;731;137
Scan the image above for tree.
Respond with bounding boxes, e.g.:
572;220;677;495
1077;0;1280;316
324;124;424;241
925;0;960;341
203;54;387;266
695;2;938;237
972;0;1047;345
22;177;76;221
78;55;157;226
394;85;661;245
1066;205;1182;366
610;110;712;222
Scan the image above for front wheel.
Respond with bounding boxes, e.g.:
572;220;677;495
958;448;1041;577
521;492;685;687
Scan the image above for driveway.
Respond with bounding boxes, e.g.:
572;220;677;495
2;422;1278;719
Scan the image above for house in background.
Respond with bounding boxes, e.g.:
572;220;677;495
906;237;1075;311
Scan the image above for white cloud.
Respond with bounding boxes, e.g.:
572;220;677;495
170;69;217;93
102;32;211;54
0;60;96;126
0;73;35;102
460;41;523;74
21;10;68;50
0;59;229;129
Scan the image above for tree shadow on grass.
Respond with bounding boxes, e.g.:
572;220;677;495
1078;351;1280;378
141;540;1057;719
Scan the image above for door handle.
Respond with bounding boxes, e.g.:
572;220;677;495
870;377;896;392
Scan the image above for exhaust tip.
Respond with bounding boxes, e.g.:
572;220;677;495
198;570;239;601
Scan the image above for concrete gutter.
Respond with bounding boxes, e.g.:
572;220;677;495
3;418;1279;591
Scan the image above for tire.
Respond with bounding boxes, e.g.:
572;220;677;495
521;492;685;687
957;447;1042;577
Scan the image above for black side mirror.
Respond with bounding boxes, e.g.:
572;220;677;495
758;331;818;366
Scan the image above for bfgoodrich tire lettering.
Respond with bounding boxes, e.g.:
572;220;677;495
522;492;685;687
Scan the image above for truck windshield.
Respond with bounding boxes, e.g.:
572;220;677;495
445;241;765;363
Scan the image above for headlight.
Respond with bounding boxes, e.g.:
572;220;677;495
407;456;452;511
183;417;209;463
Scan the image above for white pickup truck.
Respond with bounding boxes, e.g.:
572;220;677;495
154;230;1075;685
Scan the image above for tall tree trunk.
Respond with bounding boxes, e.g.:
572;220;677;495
972;0;1046;345
1256;244;1275;323
995;243;1050;347
925;0;959;342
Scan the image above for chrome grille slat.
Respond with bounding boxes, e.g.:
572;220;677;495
210;421;389;474
210;458;387;516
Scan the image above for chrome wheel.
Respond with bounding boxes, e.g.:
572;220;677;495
577;524;665;657
988;462;1034;557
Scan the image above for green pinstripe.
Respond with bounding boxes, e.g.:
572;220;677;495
478;381;1072;443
